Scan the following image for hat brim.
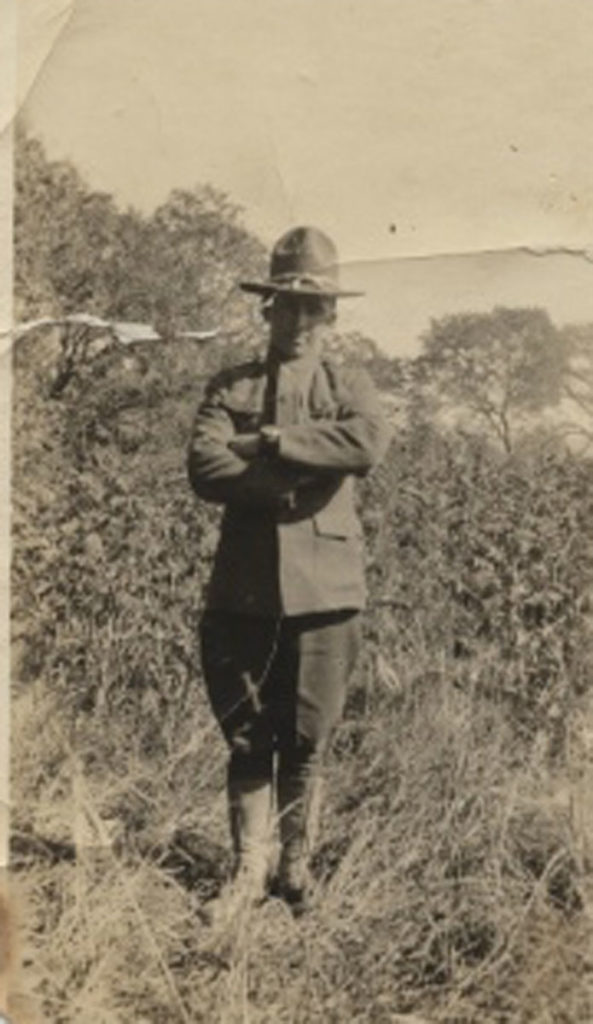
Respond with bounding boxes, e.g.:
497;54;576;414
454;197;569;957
240;281;364;298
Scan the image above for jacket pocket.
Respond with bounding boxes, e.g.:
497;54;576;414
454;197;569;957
313;505;359;540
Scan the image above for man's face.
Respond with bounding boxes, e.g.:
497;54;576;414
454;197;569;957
267;293;335;360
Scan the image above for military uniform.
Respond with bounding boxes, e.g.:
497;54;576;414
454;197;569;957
187;226;390;914
188;353;388;614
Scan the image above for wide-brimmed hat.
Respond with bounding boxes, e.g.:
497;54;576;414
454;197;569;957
240;226;363;298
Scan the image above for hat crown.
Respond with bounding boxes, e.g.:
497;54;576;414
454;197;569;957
239;225;362;298
270;227;338;285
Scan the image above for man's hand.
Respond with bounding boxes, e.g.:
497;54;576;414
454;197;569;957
227;433;262;461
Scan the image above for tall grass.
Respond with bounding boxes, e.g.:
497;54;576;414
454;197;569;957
10;654;593;1022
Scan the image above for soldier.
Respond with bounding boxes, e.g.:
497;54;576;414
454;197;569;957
188;226;390;917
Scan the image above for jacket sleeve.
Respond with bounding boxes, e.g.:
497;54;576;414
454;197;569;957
276;368;392;475
187;384;314;507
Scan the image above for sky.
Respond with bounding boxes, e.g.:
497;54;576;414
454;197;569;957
15;0;593;354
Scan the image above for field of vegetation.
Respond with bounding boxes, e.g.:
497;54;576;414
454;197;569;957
7;131;593;1023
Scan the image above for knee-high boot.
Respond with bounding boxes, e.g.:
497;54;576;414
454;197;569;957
227;770;273;896
275;739;323;907
206;755;273;923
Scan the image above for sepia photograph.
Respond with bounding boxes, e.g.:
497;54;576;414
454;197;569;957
4;1;593;1020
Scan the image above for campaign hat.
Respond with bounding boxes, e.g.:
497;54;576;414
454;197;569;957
240;226;363;298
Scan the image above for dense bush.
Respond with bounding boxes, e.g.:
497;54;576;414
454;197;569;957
360;425;593;746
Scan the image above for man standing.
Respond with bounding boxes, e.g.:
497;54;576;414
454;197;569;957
188;226;390;917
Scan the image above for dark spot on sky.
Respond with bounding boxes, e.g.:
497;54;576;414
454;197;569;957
389;224;397;233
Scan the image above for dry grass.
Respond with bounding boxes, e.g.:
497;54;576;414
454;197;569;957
9;647;593;1023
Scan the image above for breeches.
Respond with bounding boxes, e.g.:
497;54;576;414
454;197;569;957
199;609;361;775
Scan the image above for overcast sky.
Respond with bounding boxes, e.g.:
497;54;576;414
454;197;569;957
17;0;593;353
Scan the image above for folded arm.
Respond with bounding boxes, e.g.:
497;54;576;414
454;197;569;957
187;396;314;507
274;368;392;475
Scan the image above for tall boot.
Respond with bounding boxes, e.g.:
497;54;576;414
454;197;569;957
206;760;272;925
227;772;273;898
275;741;322;912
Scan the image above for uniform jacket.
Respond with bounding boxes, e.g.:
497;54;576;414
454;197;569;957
187;352;391;616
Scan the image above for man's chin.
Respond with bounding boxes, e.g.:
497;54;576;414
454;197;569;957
273;337;318;360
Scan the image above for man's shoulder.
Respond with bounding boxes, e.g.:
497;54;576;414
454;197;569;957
318;357;375;396
205;357;267;397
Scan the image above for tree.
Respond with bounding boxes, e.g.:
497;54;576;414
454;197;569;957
414;307;567;451
140;186;266;340
559;323;593;447
14;125;127;319
14;128;267;347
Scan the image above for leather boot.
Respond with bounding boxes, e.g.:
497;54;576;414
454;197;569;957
229;773;273;893
206;772;272;925
274;743;322;913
